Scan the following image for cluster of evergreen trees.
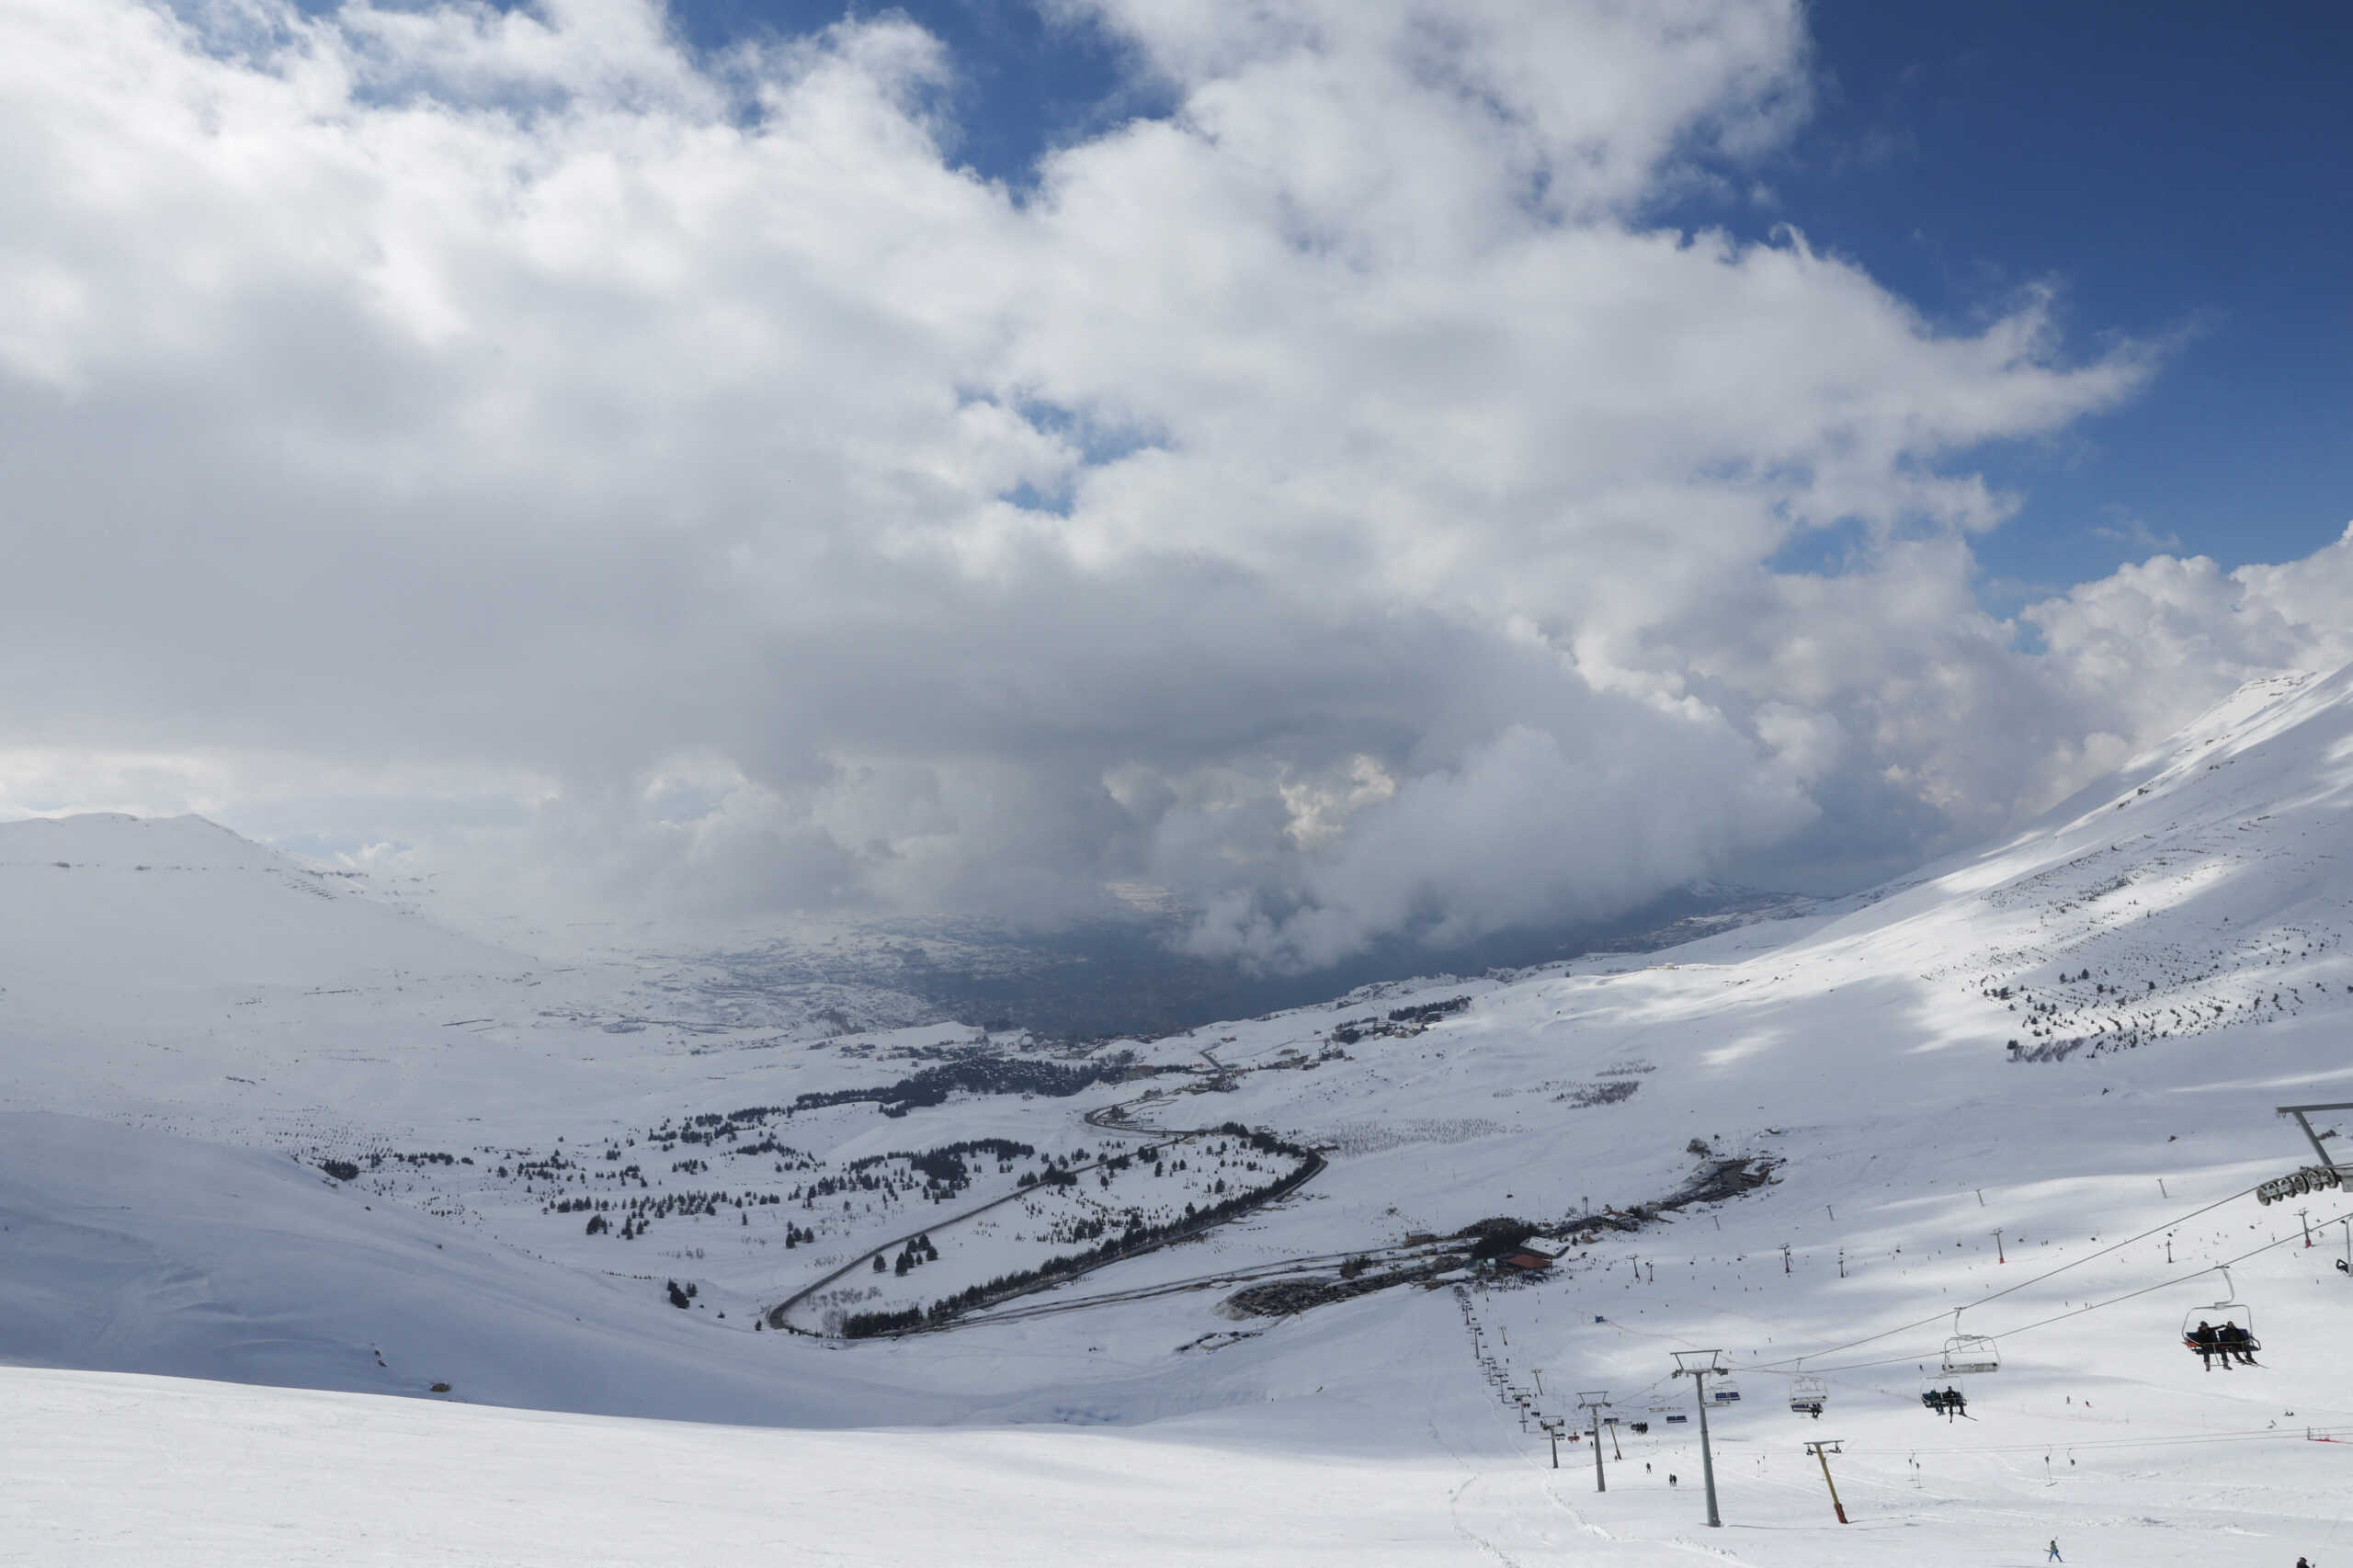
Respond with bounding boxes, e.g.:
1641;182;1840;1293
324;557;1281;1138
505;1150;575;1182
837;1128;1323;1338
843;1139;1036;1201
791;1052;1146;1119
1389;996;1472;1024
787;1137;1041;1210
879;1233;940;1276
560;1186;788;1238
320;1148;474;1181
628;1108;823;1163
1329;996;1471;1046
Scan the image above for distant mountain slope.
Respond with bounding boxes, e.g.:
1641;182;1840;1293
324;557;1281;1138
1774;663;2353;1062
0;813;527;1005
0;1109;934;1427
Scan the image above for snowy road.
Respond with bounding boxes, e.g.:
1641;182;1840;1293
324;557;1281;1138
768;1089;1324;1334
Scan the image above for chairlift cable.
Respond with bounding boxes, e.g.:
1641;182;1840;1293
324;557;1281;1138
1791;1202;2353;1375
1751;1179;2267;1372
1990;1224;2338;1343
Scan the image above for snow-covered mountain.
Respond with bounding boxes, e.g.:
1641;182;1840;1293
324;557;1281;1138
0;812;523;1007
8;668;2353;1564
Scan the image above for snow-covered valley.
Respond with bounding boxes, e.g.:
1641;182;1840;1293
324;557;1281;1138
8;667;2353;1563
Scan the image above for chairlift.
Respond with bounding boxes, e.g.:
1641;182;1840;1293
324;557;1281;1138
2180;1266;2262;1364
1918;1374;1970;1420
1940;1311;2001;1376
1789;1372;1827;1417
1708;1374;1742;1405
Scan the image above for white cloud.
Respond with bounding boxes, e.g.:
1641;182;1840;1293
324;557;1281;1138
3;0;2294;968
2025;527;2353;748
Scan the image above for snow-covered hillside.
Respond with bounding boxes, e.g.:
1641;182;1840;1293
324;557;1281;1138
0;812;951;1134
7;668;2353;1564
0;812;522;1009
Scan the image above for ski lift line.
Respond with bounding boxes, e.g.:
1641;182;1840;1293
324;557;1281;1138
1990;1218;2348;1345
1794;1203;2353;1376
1750;1179;2268;1372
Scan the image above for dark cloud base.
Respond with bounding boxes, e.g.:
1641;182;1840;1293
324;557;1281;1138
704;884;1807;1041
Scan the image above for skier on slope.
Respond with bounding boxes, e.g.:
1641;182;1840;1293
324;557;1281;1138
2047;1539;2063;1562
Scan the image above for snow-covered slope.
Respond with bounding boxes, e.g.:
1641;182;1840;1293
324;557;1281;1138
7;669;2353;1564
0;812;949;1134
0;1110;937;1427
0;812;523;1004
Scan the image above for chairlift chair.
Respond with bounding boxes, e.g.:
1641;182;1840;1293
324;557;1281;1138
1789;1373;1828;1417
1918;1374;1970;1420
2180;1267;2261;1362
1940;1311;2001;1376
1708;1374;1742;1404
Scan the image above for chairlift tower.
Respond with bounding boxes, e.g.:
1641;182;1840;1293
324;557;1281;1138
2263;1103;2353;1205
1540;1418;1565;1469
2276;1102;2353;1171
1574;1391;1610;1493
1671;1350;1729;1527
1803;1439;1849;1524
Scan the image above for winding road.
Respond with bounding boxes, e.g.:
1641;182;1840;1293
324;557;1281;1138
764;1059;1325;1335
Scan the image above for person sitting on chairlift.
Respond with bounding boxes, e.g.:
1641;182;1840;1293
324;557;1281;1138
2216;1321;2256;1366
1943;1385;1966;1417
2190;1321;2223;1370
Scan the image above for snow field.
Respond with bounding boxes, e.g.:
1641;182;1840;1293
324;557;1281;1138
0;1363;1481;1568
11;669;2353;1562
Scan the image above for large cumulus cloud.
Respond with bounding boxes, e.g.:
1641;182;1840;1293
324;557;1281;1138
0;0;2331;967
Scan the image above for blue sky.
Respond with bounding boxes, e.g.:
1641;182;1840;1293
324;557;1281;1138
644;0;2349;607
1748;2;2352;604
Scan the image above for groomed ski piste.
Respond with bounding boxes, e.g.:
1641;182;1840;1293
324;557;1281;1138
7;666;2353;1564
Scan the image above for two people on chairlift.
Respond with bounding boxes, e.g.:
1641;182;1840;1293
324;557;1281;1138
2188;1319;2257;1369
1921;1385;1967;1417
